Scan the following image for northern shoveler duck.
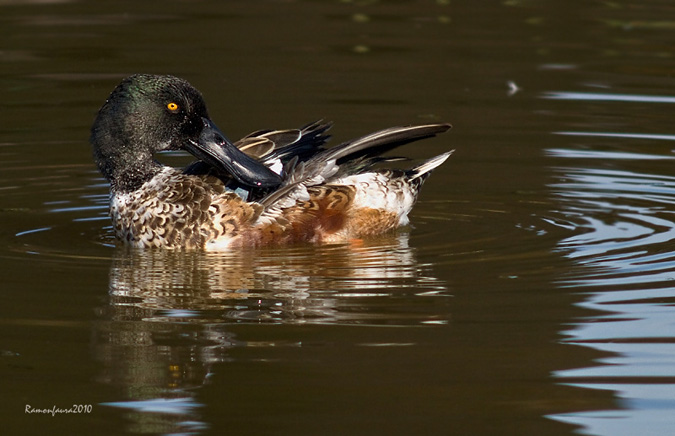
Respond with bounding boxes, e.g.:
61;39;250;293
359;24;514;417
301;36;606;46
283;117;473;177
91;74;453;250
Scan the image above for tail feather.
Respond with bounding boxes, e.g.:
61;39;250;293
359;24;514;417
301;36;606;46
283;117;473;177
408;150;454;181
326;123;452;164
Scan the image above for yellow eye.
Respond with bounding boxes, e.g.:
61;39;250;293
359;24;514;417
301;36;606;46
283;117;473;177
167;102;179;112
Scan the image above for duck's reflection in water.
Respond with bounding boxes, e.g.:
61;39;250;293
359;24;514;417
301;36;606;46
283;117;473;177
93;233;447;434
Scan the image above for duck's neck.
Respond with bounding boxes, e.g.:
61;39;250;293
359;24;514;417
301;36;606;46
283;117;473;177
112;160;164;193
94;142;163;193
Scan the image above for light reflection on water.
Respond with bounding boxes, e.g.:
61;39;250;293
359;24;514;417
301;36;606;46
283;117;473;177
554;132;675;143
104;234;448;325
542;91;675;104
93;234;448;433
547;145;675;436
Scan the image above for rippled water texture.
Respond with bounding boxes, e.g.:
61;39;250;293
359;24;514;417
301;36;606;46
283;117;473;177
2;1;675;435
549;146;675;435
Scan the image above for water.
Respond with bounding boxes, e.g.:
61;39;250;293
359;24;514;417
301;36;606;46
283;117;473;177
2;1;675;435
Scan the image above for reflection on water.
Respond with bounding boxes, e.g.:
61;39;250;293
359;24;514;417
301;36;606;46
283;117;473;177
547;145;675;436
94;234;447;434
104;233;446;324
542;91;675;104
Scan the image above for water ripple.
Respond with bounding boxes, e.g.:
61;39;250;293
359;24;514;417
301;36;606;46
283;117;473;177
549;146;675;435
542;91;675;104
554;131;675;142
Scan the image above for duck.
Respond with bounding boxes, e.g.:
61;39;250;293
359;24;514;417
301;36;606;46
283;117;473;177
90;74;453;250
